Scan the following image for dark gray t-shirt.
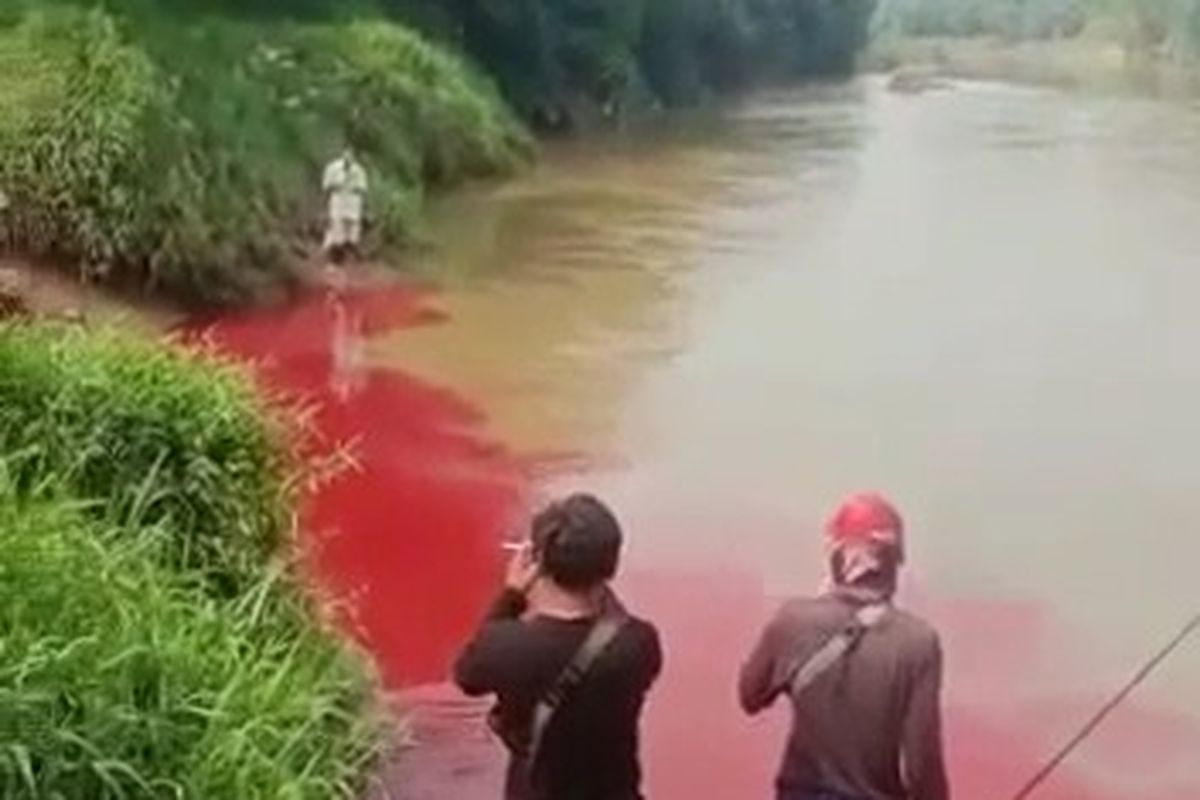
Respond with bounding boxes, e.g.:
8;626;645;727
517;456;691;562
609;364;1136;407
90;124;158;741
739;595;949;800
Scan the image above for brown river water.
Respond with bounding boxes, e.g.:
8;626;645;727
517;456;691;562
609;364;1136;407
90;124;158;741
210;77;1200;799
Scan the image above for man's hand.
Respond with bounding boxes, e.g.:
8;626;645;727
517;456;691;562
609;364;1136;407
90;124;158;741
505;543;540;595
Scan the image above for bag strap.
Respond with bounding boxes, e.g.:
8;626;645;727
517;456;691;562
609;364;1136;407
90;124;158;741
526;614;629;770
788;604;889;699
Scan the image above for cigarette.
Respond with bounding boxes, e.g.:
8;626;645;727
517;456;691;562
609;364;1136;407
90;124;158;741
501;542;526;552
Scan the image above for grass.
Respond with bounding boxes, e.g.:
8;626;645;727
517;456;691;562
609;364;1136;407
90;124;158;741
0;484;382;799
0;321;295;594
0;320;387;797
0;3;530;306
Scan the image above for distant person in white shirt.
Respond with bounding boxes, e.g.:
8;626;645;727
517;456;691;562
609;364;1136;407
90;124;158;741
322;148;368;264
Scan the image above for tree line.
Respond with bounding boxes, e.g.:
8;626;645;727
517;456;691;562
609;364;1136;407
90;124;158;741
879;0;1200;56
385;0;879;129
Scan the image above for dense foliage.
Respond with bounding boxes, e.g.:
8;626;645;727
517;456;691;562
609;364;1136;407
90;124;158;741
0;2;528;305
389;0;879;122
0;321;383;798
879;0;1200;55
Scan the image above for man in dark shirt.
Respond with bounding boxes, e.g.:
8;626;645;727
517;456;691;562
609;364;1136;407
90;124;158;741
455;494;663;800
739;493;950;800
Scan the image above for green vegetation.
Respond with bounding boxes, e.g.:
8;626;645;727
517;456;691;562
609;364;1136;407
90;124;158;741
0;2;528;305
877;0;1200;56
390;0;879;122
877;0;1087;39
0;492;379;799
0;0;880;303
0;322;292;593
0;321;382;799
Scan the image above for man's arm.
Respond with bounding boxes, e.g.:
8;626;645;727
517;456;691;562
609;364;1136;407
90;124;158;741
738;611;789;715
902;634;950;800
642;623;665;690
454;547;541;696
452;589;528;696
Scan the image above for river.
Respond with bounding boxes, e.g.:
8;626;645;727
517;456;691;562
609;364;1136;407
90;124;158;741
206;77;1200;799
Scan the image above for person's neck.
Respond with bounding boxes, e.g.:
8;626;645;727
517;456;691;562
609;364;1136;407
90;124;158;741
830;575;897;606
527;581;602;620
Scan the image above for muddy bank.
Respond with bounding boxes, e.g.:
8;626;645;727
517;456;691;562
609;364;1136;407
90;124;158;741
0;257;178;329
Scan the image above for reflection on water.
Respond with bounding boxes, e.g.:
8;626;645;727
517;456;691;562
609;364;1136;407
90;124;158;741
329;294;366;401
367;78;1200;798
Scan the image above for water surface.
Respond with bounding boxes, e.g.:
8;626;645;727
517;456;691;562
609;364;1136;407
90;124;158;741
213;78;1200;799
400;78;1200;799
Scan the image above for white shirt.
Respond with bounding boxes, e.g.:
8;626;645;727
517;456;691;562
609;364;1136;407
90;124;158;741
322;156;368;221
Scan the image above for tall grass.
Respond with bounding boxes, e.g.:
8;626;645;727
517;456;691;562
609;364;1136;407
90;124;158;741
0;321;293;594
0;484;382;799
0;3;529;305
0;320;386;797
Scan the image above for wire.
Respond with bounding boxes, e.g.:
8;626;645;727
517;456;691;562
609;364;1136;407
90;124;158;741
1010;611;1200;800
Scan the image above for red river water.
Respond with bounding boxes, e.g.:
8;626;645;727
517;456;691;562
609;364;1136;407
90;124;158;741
198;81;1200;799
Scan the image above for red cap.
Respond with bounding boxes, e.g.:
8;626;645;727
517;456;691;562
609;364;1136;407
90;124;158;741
826;492;904;544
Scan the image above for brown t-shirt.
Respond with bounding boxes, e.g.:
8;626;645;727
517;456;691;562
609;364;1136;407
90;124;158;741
739;595;949;800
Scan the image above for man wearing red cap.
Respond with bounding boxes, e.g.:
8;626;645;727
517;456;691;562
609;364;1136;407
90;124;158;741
739;494;949;800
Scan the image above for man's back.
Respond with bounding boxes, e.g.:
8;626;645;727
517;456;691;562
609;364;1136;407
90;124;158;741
455;591;663;800
740;595;948;800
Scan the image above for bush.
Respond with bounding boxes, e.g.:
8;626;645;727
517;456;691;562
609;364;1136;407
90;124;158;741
253;20;530;246
0;9;189;282
0;485;381;799
0;321;293;594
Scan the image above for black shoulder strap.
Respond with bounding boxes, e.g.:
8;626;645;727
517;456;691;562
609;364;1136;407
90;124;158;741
526;614;629;770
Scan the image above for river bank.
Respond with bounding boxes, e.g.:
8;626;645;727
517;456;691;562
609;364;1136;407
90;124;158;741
0;0;876;313
0;3;530;308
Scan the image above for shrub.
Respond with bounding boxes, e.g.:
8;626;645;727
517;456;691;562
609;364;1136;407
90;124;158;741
0;9;189;279
244;20;530;248
0;321;294;594
0;484;381;799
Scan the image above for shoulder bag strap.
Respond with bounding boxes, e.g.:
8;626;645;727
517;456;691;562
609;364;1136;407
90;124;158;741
526;614;629;770
788;604;889;699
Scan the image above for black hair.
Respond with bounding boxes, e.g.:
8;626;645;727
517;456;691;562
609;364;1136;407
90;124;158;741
530;494;623;591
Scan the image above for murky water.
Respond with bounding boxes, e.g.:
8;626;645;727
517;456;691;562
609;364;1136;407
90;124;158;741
207;78;1200;799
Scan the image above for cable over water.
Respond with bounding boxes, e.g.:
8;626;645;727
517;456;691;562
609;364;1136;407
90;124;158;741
1011;612;1200;800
